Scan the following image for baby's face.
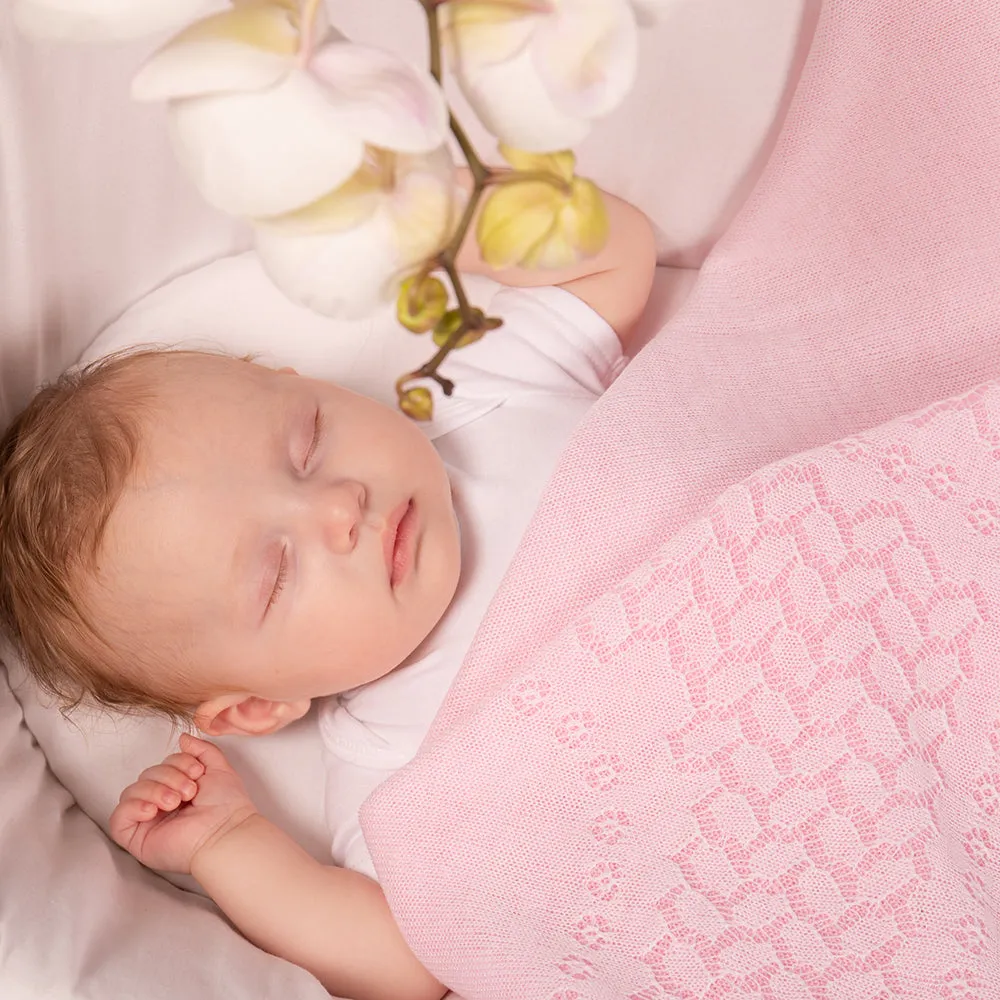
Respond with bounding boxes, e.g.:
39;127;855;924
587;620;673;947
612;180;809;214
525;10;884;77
94;354;461;730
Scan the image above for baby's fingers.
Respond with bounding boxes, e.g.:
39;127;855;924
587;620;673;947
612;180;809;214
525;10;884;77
108;795;160;846
160;752;205;781
179;732;233;773
138;763;200;802
121;776;192;814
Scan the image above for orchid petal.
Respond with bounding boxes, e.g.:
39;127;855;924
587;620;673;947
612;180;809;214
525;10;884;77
308;42;450;154
254;211;403;318
168;69;365;217
255;146;457;318
476;181;560;268
14;0;215;41
386;148;458;266
456;44;591;151
521;227;576;269
254;179;382;236
524;176;608;266
132;3;299;101
228;0;333;39
442;0;548;74
477;169;608;269
248;147;457;244
254;154;390;236
532;0;638;119
499;145;576;183
231;0;297;13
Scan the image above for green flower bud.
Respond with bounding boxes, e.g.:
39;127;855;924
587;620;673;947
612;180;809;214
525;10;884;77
397;275;448;334
432;308;492;349
399;386;434;421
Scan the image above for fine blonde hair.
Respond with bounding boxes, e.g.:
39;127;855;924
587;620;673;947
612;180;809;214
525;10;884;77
0;349;205;720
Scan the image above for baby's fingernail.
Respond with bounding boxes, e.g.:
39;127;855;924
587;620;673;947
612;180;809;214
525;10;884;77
183;782;197;797
164;793;180;808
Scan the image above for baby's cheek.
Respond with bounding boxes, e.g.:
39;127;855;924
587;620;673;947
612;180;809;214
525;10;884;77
421;517;462;630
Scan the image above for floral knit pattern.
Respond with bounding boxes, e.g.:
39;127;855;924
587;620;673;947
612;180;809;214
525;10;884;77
368;386;1000;998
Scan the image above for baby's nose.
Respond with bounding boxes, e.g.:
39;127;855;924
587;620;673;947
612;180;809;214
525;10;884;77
320;480;367;554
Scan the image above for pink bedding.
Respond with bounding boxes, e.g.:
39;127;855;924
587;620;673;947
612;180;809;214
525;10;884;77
361;0;1000;996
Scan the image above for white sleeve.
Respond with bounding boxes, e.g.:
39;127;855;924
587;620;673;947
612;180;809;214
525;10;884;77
479;285;627;397
320;701;411;882
322;747;381;880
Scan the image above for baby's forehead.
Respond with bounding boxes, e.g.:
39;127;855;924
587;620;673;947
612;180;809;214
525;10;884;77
126;354;279;459
137;352;280;416
102;361;271;552
143;351;268;389
85;353;277;614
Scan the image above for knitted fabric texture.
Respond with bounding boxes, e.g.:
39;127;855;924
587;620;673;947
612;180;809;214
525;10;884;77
362;1;1000;996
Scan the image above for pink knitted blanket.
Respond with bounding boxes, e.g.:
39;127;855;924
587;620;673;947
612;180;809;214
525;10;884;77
361;1;1000;996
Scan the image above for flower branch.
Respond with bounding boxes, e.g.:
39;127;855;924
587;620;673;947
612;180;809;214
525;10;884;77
395;0;580;420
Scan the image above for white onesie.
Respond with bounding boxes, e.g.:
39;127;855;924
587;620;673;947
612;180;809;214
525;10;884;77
318;285;625;879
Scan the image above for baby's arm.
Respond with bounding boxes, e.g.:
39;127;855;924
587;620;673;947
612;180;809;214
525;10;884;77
109;734;443;1000
456;169;657;347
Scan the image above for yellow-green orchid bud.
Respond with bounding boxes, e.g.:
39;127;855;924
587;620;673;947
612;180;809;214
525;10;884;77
499;145;575;184
397;275;449;334
432;309;496;349
476;149;609;270
399;386;434;421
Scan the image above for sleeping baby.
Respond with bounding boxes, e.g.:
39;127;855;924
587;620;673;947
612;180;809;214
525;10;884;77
0;186;655;1000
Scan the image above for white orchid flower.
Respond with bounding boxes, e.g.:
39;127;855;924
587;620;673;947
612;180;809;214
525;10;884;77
132;1;450;219
14;0;217;41
253;146;459;318
444;0;640;152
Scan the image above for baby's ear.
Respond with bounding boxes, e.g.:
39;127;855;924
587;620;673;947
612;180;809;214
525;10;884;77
194;694;311;737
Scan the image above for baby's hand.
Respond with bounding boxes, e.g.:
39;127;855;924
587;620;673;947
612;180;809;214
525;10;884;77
109;733;258;875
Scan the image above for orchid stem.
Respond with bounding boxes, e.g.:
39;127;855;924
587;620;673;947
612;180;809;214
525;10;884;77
398;0;495;404
426;0;443;82
401;1;570;412
450;114;490;185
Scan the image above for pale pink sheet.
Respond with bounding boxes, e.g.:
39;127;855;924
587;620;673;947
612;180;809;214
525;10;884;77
362;0;1000;996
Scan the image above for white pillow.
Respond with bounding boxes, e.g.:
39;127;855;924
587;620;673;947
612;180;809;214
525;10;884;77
0;649;332;1000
